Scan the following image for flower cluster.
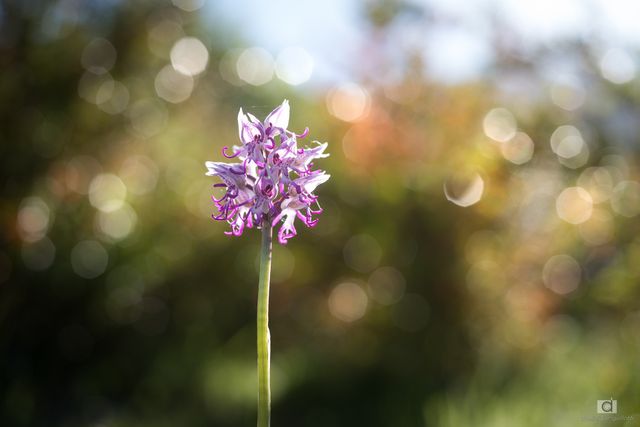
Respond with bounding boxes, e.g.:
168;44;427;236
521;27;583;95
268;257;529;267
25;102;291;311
205;100;330;244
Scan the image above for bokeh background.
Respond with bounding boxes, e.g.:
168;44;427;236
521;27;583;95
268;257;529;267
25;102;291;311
2;0;640;426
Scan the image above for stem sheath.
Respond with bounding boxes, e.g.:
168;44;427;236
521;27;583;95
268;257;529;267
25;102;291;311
257;225;272;427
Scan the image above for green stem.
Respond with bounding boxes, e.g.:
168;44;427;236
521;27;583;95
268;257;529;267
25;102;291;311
257;225;272;427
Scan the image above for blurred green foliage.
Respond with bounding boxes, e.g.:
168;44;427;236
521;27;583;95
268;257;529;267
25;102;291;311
1;1;640;426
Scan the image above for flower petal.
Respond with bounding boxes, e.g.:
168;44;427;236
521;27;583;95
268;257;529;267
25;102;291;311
265;99;290;129
292;141;329;170
237;108;246;140
274;208;297;244
205;161;225;176
238;108;260;143
297;171;330;193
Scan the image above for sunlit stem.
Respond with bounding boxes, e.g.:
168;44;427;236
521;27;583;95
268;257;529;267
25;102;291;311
257;225;272;427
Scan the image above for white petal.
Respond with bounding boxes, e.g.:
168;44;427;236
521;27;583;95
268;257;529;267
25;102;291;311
237;108;246;140
301;172;330;193
265;99;290;129
205;161;222;176
247;113;261;124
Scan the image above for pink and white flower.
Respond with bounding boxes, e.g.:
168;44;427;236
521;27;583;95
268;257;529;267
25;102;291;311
206;100;330;244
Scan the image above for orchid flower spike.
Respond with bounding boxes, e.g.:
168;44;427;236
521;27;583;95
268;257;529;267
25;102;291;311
205;100;330;244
